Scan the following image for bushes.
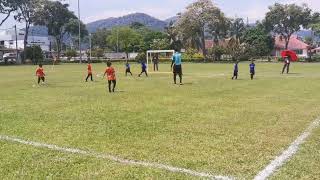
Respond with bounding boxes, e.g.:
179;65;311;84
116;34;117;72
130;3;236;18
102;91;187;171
182;48;205;62
310;54;320;62
21;46;44;64
92;48;104;59
208;46;226;61
135;52;146;62
65;49;77;60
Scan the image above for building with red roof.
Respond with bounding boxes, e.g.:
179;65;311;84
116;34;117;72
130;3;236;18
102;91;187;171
274;35;311;58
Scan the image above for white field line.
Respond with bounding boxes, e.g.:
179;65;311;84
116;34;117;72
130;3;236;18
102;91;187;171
254;118;320;180
0;135;233;180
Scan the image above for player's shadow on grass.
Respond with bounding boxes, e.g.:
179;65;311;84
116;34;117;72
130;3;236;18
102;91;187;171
181;82;193;85
114;90;126;93
287;73;301;75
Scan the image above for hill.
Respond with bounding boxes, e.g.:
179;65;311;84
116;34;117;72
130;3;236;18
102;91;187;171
164;16;178;24
86;13;169;32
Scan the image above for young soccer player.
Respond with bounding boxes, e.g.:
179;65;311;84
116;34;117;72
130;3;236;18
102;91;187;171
85;62;93;82
250;60;256;80
282;57;291;74
232;61;239;80
36;64;45;84
125;61;133;76
138;60;148;77
171;50;183;85
103;61;117;93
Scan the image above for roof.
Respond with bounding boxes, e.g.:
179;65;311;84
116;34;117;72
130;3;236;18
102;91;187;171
275;35;310;50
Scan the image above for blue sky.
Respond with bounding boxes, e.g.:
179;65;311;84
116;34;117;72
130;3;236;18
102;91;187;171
1;0;319;29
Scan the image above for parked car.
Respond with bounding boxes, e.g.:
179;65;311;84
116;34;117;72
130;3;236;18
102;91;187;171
2;53;17;64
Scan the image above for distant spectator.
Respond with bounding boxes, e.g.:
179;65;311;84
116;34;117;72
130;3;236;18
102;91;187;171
282;57;291;74
152;54;159;71
232;61;239;80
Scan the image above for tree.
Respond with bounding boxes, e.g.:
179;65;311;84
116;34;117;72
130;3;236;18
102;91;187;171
14;0;42;61
242;25;274;57
130;22;145;30
150;39;170;50
34;1;88;60
165;21;183;51
141;30;167;51
65;49;77;60
264;3;312;49
0;0;18;26
226;37;247;61
208;13;230;45
107;27;142;59
91;28;111;49
91;48;104;59
208;46;226;61
22;45;43;64
229;18;246;42
304;36;313;46
309;12;320;45
176;0;223;57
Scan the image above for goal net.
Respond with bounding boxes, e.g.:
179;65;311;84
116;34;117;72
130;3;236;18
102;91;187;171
146;50;175;72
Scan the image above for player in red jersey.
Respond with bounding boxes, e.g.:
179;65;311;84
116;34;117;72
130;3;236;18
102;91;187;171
36;64;45;84
85;62;94;82
103;61;117;93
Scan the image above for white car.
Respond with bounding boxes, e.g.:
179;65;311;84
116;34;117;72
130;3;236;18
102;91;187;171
2;53;17;64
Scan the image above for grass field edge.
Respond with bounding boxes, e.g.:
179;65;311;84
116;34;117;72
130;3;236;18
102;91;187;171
254;117;320;180
0;135;235;180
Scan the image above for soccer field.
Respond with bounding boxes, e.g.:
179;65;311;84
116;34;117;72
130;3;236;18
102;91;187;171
0;62;320;179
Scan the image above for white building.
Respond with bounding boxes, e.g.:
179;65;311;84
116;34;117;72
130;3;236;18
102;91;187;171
0;29;51;51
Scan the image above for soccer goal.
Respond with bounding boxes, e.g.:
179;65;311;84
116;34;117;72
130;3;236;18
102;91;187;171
146;50;175;72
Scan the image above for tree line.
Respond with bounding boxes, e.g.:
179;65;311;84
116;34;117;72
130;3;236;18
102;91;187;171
173;0;320;60
0;0;88;62
89;0;320;61
1;0;320;62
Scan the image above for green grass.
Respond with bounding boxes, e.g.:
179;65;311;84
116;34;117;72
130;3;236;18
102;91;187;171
0;62;320;179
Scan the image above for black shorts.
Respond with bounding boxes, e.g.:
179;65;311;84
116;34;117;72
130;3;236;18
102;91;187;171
173;65;182;74
233;71;238;76
250;71;255;75
126;68;131;72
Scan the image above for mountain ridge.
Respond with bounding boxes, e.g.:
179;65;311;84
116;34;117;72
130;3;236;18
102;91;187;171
86;12;172;32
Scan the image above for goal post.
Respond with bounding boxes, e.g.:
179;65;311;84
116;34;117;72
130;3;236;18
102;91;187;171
146;50;175;72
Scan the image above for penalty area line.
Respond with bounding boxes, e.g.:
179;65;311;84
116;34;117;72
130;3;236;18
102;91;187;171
254;117;320;180
0;135;234;180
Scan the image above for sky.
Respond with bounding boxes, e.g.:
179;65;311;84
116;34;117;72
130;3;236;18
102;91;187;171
1;0;320;29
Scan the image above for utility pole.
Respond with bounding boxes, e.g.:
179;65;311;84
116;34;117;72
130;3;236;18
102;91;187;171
14;25;19;64
116;29;119;53
78;0;82;63
89;33;92;60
